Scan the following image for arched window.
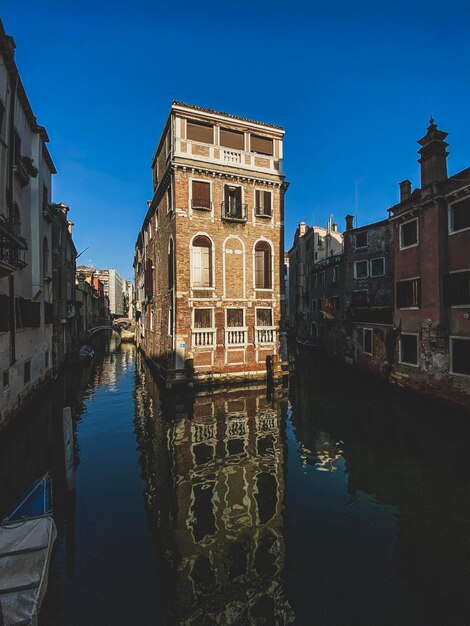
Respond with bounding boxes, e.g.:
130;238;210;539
255;241;272;289
192;235;212;288
43;236;49;278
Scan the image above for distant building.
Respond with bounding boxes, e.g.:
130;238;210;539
284;253;290;323
75;265;110;339
388;119;470;406
0;21;59;423
288;220;343;339
94;268;125;317
134;101;288;386
309;251;344;341
124;279;134;320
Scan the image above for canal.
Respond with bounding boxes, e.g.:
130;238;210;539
0;336;469;625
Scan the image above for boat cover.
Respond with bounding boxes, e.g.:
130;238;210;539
0;516;57;626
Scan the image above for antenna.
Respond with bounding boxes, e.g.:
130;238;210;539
355;178;364;227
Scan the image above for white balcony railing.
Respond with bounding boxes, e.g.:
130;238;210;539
174;138;283;175
255;326;276;345
225;327;247;346
192;328;216;348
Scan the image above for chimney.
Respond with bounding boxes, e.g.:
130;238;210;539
399;180;412;202
299;221;307;236
345;214;354;231
332;222;338;232
417;117;449;188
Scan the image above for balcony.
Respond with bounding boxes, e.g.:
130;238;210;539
221;202;247;223
192;328;216;348
225;327;248;346
0;219;28;277
13;156;38;188
255;326;276;345
174;138;283;175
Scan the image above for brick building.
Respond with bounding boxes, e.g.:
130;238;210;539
134;102;288;386
389;119;470;406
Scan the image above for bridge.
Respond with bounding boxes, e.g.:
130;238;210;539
88;318;135;340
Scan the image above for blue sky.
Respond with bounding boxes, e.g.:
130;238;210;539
2;0;470;279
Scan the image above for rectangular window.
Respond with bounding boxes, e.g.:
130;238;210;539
397;278;421;308
194;308;213;329
355;232;367;248
166;186;172;213
192;180;211;210
312;274;318;288
0;293;9;332
400;218;418;249
255;190;272;216
449;197;470;233
318;272;325;286
333;296;340;311
187;120;213;144
400;333;419;366
352;290;368;307
354;260;369;278
370;257;385;277
250;134;273;156
227;308;244;327
256;308;273;326
24;360;31;384
444;271;470;306
363;328;373;355
220;127;244;150
332;266;339;282
3;369;9;389
312;299;318;312
13;130;21;165
450;337;470;376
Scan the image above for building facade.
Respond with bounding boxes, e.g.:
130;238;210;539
94;268;125;317
0;23;57;423
135;101;288;385
389;119;470;406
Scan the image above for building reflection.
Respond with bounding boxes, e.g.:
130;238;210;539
134;353;294;624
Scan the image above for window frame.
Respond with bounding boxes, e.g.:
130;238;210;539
255;307;273;327
363;327;373;356
190;177;212;213
370;257;385;277
191;234;215;290
445;269;470;308
253;239;273;291
193;307;215;330
399;332;419;367
186;119;214;144
254;188;273;218
448;197;470;235
355;231;368;249
399;217;419;250
354;260;369;279
449;336;470;377
225;307;245;328
397;277;421;310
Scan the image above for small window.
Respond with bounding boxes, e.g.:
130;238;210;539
194;308;213;329
354;260;369;279
255;241;272;289
192;181;211;210
363;328;373;355
0;293;9;332
370;257;385;277
166;186;172;214
220;128;244;150
318;272;325;286
332;296;340;311
444;272;470;307
227;308;244;327
355;232;367;248
400;334;418;366
13;130;21;165
256;308;273;326
449;197;470;233
397;278;421;308
187;120;213;144
450;337;470;376
352;290;368;307
312;299;318;312
250;134;273;156
312;274;318;288
400;218;418;249
3;369;9;389
255;190;272;217
332;266;339;283
24;359;31;384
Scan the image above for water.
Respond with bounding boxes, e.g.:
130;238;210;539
0;337;469;625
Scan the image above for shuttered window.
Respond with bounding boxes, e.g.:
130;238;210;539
187;120;213;144
251;134;273;156
255;241;272;289
192;181;211;210
255;190;272;216
192;236;212;288
220;128;244;150
145;261;154;297
397;279;421;308
444;272;470;306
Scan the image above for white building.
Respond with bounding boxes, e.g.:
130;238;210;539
0;22;56;423
94;268;125;317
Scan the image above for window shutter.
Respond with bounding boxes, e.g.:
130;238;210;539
192;247;202;286
0;294;9;332
224;185;230;208
255;190;260;210
235;187;242;205
264;249;271;288
264;192;271;215
255;250;263;288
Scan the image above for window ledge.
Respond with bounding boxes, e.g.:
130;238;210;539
449;226;470;235
450;371;470;378
398;360;419;368
398;307;420;311
399;243;419;251
451;304;470;309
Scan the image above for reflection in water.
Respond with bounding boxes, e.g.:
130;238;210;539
134;354;294;624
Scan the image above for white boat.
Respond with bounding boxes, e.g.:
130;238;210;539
0;475;57;626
